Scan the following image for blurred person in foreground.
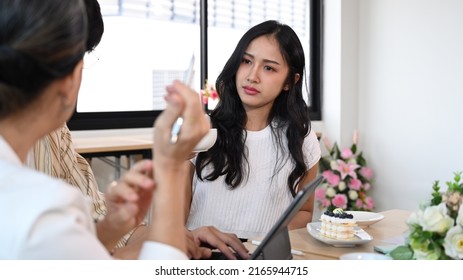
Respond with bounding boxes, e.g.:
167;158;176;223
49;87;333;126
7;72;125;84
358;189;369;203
0;0;211;259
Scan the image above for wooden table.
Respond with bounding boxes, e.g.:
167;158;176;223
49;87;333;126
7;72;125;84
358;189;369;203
71;128;153;158
71;128;153;178
246;209;410;260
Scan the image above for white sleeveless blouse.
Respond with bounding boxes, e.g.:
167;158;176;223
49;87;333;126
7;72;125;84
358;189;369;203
186;126;321;239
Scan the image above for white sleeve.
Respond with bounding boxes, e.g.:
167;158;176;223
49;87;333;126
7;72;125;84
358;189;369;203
19;195;112;259
18;188;188;260
304;129;321;169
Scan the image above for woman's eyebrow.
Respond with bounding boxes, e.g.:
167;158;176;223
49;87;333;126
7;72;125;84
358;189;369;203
243;52;281;65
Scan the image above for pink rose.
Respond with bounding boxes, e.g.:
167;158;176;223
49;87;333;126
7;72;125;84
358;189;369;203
365;197;375;210
332;194;348;209
363;182;371;191
322;170;340;186
360;167;373;180
340;148;354;159
348;178;362;191
315;188;326;200
356;199;363;208
322;199;331;208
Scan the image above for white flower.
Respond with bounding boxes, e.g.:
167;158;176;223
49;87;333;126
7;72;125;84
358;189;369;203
444;225;463;259
456;202;463;226
348;190;358;200
413;247;441;260
338;181;347;191
413;250;431;260
418;200;431;210
397;172;463;260
320;183;329;190
420;203;454;234
407;209;423;226
326;187;336;198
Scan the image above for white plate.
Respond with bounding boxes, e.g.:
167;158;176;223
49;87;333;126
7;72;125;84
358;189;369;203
340;252;392;260
307;222;373;247
346;211;384;227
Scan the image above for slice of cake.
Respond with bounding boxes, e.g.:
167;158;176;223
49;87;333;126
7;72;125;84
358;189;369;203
320;208;357;240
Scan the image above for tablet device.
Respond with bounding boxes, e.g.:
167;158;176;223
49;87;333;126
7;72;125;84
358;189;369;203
204;175;323;260
249;175;323;260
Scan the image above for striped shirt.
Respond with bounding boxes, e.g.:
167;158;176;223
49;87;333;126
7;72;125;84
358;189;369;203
30;124;131;248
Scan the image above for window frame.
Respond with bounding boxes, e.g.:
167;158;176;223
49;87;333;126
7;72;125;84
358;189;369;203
309;0;323;120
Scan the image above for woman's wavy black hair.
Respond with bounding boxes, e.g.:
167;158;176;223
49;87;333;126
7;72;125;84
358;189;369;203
195;20;312;197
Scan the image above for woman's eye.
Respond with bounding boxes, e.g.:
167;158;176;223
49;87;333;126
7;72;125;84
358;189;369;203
264;65;275;71
242;58;251;64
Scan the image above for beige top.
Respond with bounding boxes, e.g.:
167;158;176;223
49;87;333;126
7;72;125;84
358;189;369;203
31;124;131;248
33;124;106;220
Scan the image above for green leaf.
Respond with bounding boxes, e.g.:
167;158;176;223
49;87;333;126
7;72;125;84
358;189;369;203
454;171;461;184
447;171;463;193
351;143;357;154
332;143;340;159
430;180;442;206
389;245;414;260
357;152;366;166
319;157;331;172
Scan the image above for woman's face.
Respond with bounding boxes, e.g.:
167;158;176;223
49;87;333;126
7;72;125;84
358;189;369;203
235;35;289;113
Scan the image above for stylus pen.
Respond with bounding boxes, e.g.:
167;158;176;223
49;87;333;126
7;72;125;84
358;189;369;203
251;240;305;256
170;54;195;144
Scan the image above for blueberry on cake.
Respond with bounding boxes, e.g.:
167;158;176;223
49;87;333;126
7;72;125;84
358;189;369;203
320;208;357;240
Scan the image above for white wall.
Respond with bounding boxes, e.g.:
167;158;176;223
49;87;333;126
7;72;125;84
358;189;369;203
322;0;463;211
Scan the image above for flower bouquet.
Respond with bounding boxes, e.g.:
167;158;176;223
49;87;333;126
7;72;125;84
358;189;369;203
315;130;375;212
390;171;463;260
200;80;219;105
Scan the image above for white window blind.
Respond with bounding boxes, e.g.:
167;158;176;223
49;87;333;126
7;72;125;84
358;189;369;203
99;0;198;22
98;0;308;35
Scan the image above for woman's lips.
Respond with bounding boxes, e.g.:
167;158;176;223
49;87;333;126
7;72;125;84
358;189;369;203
242;86;260;95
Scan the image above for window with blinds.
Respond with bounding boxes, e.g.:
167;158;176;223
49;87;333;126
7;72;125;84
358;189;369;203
99;0;308;36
